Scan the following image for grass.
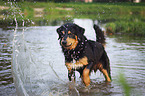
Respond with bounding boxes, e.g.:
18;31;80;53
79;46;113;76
0;1;145;35
106;21;145;36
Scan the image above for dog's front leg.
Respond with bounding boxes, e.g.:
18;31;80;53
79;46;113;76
68;70;72;81
65;62;75;81
68;70;75;81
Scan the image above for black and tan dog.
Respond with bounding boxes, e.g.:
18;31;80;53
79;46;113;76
56;23;111;87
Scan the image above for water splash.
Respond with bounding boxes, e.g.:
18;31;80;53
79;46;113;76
10;2;71;95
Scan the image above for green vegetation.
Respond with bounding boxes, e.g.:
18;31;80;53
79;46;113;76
117;73;131;96
106;21;145;36
116;73;142;96
0;1;145;35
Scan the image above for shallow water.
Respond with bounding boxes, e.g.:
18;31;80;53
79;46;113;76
0;28;16;96
0;19;145;96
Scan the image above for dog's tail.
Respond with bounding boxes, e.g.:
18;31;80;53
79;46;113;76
93;24;106;47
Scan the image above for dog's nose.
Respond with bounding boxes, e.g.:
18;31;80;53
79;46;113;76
62;40;67;45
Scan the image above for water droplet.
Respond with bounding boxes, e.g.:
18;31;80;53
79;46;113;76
32;21;35;25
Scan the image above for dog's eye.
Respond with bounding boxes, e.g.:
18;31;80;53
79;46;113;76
60;31;65;38
68;33;73;37
68;33;72;35
68;33;76;39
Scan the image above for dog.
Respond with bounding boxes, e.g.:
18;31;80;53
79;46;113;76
56;23;111;87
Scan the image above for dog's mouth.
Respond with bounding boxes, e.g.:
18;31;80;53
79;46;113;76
64;43;72;47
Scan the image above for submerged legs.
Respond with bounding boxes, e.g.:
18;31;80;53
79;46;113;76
97;63;111;82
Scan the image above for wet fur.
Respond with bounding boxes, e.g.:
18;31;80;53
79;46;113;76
57;23;111;86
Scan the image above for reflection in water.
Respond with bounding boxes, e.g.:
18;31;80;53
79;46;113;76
0;19;145;96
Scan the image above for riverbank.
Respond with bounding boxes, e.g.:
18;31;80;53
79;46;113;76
106;21;145;36
0;1;145;36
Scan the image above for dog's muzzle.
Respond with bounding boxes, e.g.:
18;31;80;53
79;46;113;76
62;40;67;45
61;40;72;47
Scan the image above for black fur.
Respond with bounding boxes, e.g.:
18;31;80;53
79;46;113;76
57;23;111;85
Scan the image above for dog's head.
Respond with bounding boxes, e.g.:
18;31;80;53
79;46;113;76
57;23;85;50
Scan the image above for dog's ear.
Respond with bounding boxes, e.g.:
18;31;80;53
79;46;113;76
56;27;62;40
73;24;85;35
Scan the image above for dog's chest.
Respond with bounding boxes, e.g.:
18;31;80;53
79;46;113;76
65;56;88;70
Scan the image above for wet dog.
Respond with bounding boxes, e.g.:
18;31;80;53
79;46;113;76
56;23;111;87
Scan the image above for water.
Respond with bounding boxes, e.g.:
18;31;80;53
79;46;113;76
0;19;145;96
0;28;16;96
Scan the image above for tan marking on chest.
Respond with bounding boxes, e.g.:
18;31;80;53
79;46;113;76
65;56;88;70
77;56;88;65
